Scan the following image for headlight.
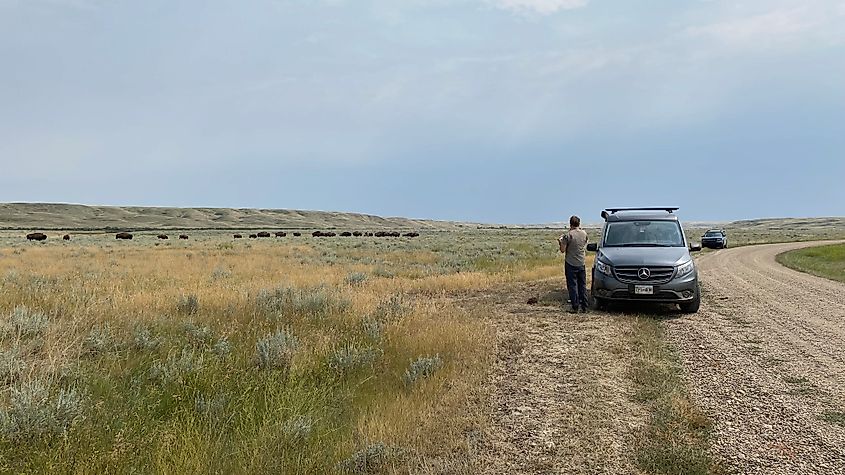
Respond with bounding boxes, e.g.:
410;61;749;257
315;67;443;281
676;260;695;276
595;260;613;276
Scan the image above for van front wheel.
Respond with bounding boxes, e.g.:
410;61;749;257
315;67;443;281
679;284;701;314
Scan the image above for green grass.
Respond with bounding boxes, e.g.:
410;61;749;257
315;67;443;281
776;243;845;284
628;318;723;475
818;410;845;427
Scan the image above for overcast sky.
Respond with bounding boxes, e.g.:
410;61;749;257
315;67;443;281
1;0;843;223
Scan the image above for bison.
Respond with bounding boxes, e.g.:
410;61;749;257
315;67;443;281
249;234;258;239
233;234;243;239
340;232;352;237
63;234;71;241
352;231;363;237
179;235;189;240
26;232;47;241
115;232;133;240
293;232;301;237
275;232;287;237
312;231;324;237
257;231;271;238
403;232;420;238
158;234;169;240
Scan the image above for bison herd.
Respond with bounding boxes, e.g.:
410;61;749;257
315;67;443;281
22;230;421;242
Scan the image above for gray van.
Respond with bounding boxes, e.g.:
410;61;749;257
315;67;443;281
587;207;701;313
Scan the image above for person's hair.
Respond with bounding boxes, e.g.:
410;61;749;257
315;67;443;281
569;215;581;228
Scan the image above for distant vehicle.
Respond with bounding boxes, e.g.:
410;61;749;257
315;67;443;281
701;229;728;249
587;207;701;313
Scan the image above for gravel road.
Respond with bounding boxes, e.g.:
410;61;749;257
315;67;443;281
667;241;845;474
469;280;644;474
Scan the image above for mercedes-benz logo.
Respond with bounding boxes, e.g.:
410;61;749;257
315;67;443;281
638;268;651;280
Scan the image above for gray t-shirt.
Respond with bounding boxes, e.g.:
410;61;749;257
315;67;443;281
562;228;588;267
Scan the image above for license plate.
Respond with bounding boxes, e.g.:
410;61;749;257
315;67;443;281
634;285;654;295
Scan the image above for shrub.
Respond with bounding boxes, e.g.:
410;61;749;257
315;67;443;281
255;330;299;371
194;392;226;417
344;272;367;286
336;442;405;474
149;349;204;385
327;343;382;374
372;294;410;323
82;325;115;355
3;306;49;339
183;322;214;348
0;348;26;384
211;266;231;281
361;319;384;341
0;380;84;443
402;355;443;387
176;294;199;315
372;267;395;279
256;286;350;320
131;323;160;351
211;337;231;358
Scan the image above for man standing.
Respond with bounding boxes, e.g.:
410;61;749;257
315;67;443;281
559;215;589;313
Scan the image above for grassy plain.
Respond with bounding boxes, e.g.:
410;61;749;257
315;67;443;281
776;243;845;284
0;230;561;473
2;217;844;473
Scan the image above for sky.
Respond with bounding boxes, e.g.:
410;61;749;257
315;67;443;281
0;0;843;224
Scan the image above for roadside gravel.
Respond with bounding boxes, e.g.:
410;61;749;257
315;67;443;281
666;241;845;475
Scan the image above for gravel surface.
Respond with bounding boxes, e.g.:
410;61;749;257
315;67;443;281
466;280;644;475
667;241;845;475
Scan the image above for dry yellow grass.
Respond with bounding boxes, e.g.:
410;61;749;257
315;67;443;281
0;229;563;472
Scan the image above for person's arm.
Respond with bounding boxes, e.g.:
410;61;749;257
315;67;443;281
558;234;568;254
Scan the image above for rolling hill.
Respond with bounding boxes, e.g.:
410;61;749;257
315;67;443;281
0;203;470;231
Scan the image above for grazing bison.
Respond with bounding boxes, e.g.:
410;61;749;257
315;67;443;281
352;231;363;237
275;232;287;237
403;232;420;238
340;232;352;237
249;234;258;239
233;234;243;239
179;235;189;240
115;232;133;240
312;231;324;237
374;231;386;237
257;231;271;238
293;232;301;237
63;234;71;241
158;234;169;240
26;232;47;241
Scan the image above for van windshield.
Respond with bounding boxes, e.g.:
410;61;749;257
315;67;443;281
604;221;685;247
705;231;722;237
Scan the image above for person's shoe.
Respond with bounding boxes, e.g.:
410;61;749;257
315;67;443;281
580;307;589;314
567;307;579;314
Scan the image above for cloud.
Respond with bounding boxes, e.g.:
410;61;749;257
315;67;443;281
487;0;588;15
686;8;820;45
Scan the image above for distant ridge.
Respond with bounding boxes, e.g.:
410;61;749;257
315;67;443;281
0;203;470;231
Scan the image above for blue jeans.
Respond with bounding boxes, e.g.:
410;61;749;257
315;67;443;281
565;263;588;310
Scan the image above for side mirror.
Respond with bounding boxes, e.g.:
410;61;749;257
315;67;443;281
689;243;702;252
587;243;598;252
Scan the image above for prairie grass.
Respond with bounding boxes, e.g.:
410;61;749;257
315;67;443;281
776;243;845;283
0;229;556;473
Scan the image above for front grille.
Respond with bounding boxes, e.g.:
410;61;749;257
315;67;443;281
614;266;675;284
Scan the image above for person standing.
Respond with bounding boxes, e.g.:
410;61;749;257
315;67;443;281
559;215;589;313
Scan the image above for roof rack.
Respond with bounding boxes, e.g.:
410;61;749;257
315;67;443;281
601;207;679;220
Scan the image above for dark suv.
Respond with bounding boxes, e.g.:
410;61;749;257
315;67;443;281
701;229;728;249
587;207;701;313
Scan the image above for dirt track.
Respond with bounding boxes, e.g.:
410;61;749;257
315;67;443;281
667;242;845;474
474;241;845;474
